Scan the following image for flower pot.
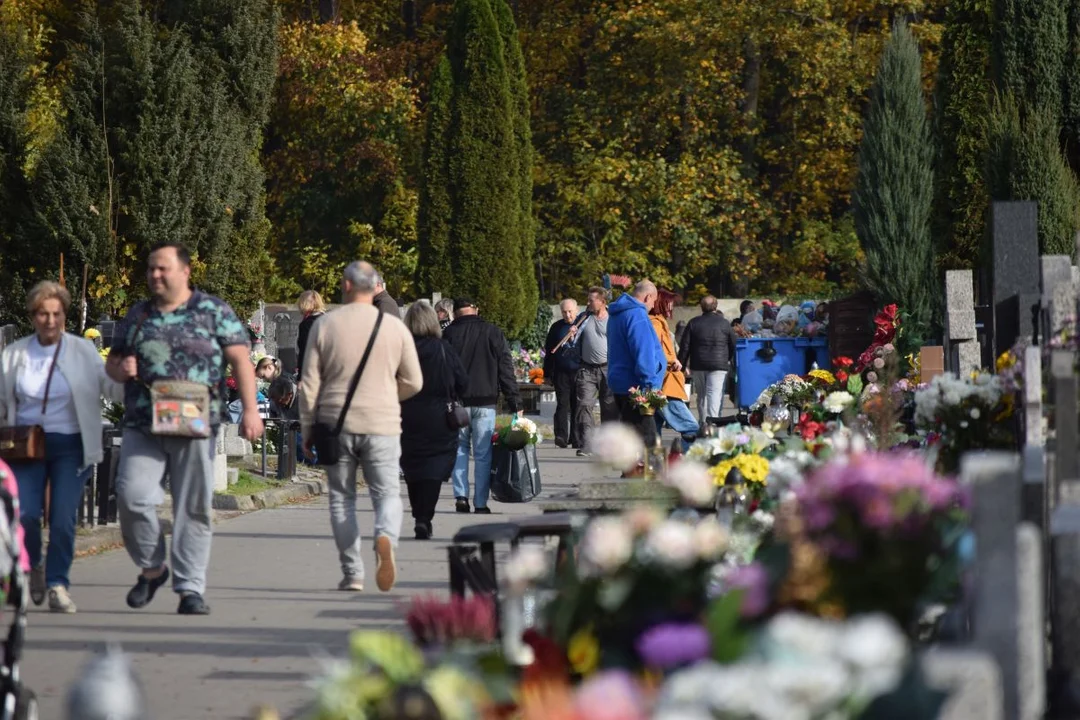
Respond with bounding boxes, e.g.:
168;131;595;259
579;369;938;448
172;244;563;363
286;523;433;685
640;407;655;416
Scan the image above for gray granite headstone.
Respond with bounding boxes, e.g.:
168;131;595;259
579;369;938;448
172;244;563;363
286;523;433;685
962;451;1021;720
274;312;300;372
1042;256;1073;307
946;270;977;341
1017;523;1046;720
1051;282;1079;337
992;202;1040;355
923;648;1004;720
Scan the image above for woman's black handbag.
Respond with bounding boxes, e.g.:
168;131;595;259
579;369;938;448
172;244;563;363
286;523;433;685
490;443;542;503
312;312;383;466
440;344;471;430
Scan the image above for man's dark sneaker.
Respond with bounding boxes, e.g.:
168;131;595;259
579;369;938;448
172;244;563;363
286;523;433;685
178;592;210;615
455;498;470;513
415;522;433;540
126;567;170;609
576;449;592;458
554;439;569;449
473;506;492;515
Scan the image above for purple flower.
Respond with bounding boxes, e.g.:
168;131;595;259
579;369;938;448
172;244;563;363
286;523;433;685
724;562;771;618
635;622;712;668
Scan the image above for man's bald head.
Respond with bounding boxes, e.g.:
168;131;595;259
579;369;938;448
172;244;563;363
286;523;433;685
342;261;379;302
632;280;658;311
700;295;718;313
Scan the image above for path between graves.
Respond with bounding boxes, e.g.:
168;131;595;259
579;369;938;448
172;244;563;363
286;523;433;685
18;442;616;720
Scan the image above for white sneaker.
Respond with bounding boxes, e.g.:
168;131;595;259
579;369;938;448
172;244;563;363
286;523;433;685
29;566;45;606
337;575;364;592
48;586;76;614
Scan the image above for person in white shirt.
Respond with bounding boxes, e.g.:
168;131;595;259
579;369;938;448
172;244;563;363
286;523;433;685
0;281;122;613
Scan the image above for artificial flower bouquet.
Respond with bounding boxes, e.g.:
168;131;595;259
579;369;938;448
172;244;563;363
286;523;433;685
686;424;777;502
752;374;815;412
914;371;1016;474
514;347;545;380
628;386;667;415
545;507;732;672
492;415;542;450
791;452;969;628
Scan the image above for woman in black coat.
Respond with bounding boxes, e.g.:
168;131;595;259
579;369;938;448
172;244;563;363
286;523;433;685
401;302;469;540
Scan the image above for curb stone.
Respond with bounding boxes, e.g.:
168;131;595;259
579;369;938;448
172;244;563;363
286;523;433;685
212;478;326;512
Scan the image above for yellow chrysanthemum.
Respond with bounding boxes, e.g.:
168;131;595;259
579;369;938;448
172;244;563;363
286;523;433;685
567;628;600;676
808;369;836;385
996;350;1017;373
710;454;770;486
83;328;101;340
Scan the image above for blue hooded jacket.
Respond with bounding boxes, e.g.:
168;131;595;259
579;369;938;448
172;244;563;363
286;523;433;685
607;293;666;394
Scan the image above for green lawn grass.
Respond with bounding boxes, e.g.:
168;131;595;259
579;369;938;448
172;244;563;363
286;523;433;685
216;470;285;496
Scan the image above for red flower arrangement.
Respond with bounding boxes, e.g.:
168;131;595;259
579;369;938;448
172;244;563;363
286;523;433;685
225;377;238;391
854;305;900;373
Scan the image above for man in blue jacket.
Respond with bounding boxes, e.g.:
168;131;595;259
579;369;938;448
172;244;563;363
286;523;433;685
607;280;665;447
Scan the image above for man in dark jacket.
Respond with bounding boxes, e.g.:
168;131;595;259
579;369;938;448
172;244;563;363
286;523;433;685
373;274;401;317
607;280;665;447
443;298;522;514
543;298;584;448
678;295;737;426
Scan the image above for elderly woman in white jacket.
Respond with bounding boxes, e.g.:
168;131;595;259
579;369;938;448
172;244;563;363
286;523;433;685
0;281;122;613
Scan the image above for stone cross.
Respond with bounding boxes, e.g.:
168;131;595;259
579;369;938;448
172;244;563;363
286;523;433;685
963;451;1022;720
992;202;1040;356
945;270;981;374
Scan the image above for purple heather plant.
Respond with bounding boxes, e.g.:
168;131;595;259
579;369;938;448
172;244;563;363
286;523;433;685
405;594;497;647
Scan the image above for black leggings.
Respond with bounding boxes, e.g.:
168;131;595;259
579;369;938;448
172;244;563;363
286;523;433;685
405;478;443;525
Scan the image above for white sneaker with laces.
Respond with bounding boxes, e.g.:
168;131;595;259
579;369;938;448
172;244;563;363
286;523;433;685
48;586;77;614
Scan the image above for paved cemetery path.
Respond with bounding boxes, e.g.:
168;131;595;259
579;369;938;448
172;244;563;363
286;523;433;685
18;433;608;720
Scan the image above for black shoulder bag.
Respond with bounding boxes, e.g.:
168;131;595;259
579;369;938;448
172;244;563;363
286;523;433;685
310;311;384;466
440;343;470;430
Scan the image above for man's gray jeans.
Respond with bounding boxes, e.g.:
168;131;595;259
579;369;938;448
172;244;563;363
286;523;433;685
692;369;728;423
575;365;617;445
116;428;215;595
325;433;403;580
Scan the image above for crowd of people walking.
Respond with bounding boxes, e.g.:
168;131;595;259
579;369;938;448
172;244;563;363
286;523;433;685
0;242;743;614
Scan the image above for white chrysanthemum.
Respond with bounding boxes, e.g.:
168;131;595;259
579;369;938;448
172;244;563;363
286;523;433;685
766;613;843;661
822;391;855;414
837;614;908;698
665;460;716;507
503;544;549;591
580;516;634;575
589;422;644;472
644;520;697;570
686;438;722;461
692;519;729;560
765;661;851;715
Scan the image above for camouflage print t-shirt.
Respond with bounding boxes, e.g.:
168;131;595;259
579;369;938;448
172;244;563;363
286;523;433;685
112;291;250;428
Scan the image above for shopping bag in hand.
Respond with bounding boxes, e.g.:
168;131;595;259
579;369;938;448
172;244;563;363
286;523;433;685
490;443;542;503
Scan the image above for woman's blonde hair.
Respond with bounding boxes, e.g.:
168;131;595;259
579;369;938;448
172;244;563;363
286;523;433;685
297;290;326;315
255;356;282;379
404;301;442;339
26;280;72;315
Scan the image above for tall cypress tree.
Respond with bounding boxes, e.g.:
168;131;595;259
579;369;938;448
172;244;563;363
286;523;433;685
932;0;992;271
417;0;533;334
988;93;1080;255
853;22;935;344
493;0;538;323
26;0;279;319
993;0;1067;122
0;12;34;326
416;56;453;295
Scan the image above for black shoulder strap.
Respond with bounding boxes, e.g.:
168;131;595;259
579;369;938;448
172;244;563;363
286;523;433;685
333;310;384;435
438;341;459;402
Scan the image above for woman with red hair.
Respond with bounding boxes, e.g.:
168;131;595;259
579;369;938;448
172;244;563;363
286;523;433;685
649;289;699;450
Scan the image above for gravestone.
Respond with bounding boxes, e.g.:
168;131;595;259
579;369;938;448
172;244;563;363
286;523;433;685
962;451;1021;720
1021;346;1046;530
945;270;981;373
274;312;300;372
249;302;267;356
992;202;1040;355
213;426;228;492
1017;523;1046;720
826;291;876;362
920;346;945;384
924;649;1004;720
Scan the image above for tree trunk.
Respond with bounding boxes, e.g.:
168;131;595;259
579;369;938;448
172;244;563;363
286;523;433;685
318;0;338;23
403;0;417;39
739;36;762;172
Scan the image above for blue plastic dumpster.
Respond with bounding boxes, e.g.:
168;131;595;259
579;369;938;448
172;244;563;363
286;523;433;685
735;337;809;408
796;336;831;372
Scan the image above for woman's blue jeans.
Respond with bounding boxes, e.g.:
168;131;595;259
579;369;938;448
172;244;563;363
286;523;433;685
656;399;700;452
9;433;90;588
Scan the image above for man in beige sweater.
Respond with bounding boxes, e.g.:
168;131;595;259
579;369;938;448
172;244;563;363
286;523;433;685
299;261;422;593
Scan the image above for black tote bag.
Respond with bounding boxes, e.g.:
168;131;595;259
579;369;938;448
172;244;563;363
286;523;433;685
489;443;542;503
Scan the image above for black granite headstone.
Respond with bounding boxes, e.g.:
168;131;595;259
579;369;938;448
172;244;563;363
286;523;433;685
991;202;1040;356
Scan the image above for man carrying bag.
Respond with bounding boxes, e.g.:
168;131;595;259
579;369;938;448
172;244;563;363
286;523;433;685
299;261;422;594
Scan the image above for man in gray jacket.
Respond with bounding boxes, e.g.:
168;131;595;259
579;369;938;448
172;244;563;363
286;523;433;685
678;295;737;427
574;287;617;456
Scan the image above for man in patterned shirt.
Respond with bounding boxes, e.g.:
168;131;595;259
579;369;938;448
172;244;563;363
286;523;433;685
106;242;263;615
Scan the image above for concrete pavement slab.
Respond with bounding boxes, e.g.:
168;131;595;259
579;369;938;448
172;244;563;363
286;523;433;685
19;437;608;720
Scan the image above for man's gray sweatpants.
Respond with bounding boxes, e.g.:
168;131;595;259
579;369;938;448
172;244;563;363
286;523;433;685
116;428;215;595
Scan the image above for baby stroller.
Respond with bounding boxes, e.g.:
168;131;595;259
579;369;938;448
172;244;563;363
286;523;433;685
0;460;37;720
